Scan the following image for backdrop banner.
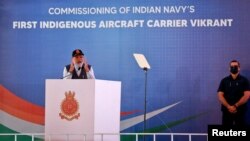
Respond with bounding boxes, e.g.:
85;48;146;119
1;1;250;140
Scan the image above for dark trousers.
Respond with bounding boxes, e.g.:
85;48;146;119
222;110;246;125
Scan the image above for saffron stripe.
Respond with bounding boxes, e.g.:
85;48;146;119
0;85;44;125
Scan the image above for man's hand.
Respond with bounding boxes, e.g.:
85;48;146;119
227;105;237;113
69;58;75;73
83;56;90;72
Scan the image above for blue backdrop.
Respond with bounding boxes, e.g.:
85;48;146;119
1;0;250;135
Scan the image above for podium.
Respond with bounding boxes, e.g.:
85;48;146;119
45;79;121;141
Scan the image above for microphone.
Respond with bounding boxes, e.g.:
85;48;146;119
62;66;82;79
62;68;79;79
62;72;72;79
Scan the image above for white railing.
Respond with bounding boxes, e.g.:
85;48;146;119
0;132;208;141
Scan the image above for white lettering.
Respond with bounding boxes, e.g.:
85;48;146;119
147;19;187;28
13;21;37;29
212;129;247;136
98;20;144;28
190;19;233;27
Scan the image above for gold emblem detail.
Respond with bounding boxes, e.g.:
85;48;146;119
76;50;80;54
59;91;80;121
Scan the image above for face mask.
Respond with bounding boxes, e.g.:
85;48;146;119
230;66;238;74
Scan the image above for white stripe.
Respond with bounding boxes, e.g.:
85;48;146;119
120;101;182;131
1;101;181;133
0;110;44;133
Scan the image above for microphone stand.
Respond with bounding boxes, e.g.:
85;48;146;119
143;67;148;141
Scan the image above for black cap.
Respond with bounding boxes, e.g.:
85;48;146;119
72;49;84;57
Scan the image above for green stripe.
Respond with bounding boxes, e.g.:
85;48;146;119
0;124;44;141
1;111;208;141
121;111;209;141
145;111;209;133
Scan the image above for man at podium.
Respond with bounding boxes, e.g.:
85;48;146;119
63;49;95;79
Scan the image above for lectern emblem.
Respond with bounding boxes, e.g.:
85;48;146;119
59;91;80;121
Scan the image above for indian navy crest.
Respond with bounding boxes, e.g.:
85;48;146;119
59;91;80;121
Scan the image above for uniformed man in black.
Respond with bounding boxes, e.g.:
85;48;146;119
217;60;250;125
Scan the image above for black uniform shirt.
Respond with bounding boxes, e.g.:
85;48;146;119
217;74;250;111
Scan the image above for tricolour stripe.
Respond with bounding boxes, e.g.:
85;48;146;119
0;110;44;133
120;101;182;131
0;85;44;125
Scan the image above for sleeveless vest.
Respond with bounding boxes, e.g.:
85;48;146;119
66;64;91;79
